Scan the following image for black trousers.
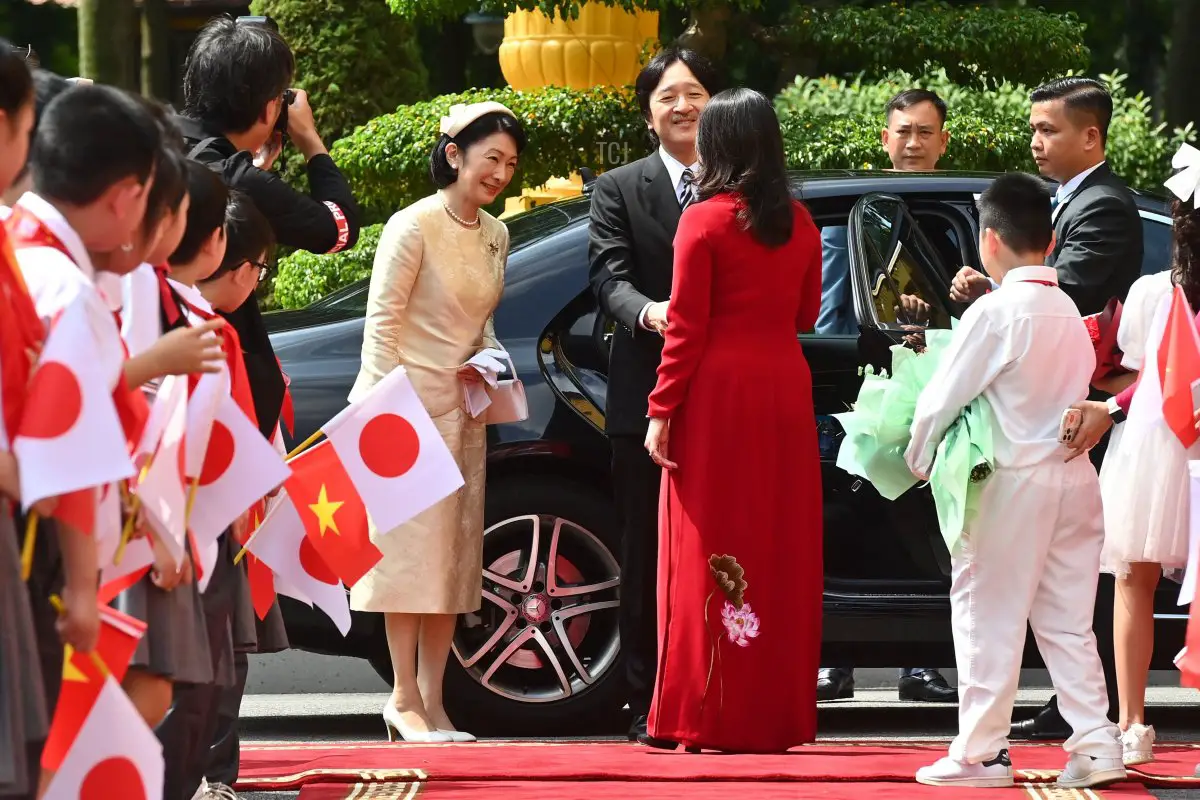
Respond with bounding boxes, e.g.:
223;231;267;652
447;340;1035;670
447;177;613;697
204;651;248;786
611;435;661;718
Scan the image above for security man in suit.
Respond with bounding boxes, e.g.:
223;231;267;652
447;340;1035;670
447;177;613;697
587;46;722;742
951;76;1144;742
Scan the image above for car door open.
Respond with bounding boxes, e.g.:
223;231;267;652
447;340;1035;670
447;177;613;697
846;192;956;579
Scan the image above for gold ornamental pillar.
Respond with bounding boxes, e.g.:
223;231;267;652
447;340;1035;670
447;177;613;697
497;3;658;216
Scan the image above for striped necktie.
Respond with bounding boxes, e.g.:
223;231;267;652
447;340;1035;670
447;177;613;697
679;169;695;211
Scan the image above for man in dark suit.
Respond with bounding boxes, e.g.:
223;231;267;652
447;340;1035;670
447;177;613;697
588;46;722;742
950;77;1143;741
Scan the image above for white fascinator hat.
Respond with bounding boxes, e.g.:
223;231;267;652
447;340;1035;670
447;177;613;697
439;101;517;139
1165;142;1200;206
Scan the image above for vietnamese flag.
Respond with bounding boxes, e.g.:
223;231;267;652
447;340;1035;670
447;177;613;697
1158;285;1200;448
284;440;379;587
42;605;147;771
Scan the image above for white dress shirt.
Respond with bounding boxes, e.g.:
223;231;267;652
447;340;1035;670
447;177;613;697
906;265;1095;478
1053;160;1105;220
637;146;700;331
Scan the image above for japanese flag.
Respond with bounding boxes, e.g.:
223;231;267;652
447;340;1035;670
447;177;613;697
133;374;189;564
245;489;351;635
323;366;464;533
42;676;163;800
14;301;135;511
187;393;291;548
185;369;227;480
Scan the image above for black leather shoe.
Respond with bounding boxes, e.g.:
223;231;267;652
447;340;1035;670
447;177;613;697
816;668;854;701
637;732;700;753
1009;700;1071;741
628;715;648;741
898;669;958;703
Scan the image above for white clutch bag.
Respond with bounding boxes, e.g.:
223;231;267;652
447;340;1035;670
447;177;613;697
483;353;528;425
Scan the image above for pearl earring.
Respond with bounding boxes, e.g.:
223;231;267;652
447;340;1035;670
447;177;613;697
120;242;134;253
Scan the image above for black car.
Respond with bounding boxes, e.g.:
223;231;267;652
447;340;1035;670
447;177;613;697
266;170;1184;736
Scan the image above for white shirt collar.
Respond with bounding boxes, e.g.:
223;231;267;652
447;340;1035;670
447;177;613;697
167;276;215;315
1056;161;1105;202
1002;265;1059;286
13;191;96;282
658;146;699;195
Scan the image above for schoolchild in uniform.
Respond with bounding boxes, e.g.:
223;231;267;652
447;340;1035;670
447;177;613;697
196;190;290;799
906;173;1125;790
111;147;228;731
0;39;48;800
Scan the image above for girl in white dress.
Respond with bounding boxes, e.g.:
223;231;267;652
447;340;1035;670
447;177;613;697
1097;164;1200;765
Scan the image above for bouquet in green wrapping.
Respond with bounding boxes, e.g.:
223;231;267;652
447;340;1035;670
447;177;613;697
833;325;997;554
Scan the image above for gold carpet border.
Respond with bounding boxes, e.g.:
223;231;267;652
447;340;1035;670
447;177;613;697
247;768;427;786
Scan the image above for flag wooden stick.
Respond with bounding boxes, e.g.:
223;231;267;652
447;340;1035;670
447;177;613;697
184;475;200;527
20;511;38;581
115;458;153;566
286;428;324;460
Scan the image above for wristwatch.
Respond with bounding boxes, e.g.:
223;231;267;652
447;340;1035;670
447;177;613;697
1106;395;1127;424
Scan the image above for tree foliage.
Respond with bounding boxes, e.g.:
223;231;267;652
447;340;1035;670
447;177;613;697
386;0;760;24
249;0;430;187
763;1;1090;88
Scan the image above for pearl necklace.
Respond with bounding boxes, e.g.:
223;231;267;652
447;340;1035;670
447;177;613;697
442;200;480;229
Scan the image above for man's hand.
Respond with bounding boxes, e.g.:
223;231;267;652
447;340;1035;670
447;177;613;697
57;584;100;653
950;266;992;304
644;301;669;335
896;294;932;326
286;90;327;160
254;132;284;171
1064;400;1113;462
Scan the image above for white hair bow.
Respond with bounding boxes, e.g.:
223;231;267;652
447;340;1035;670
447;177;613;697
1164;142;1200;204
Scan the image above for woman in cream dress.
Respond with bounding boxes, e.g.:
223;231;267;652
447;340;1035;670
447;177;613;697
348;101;526;744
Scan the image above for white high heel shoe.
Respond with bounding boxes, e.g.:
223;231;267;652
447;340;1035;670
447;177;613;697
382;705;451;743
437;728;477;743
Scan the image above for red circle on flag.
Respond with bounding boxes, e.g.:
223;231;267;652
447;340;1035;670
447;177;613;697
80;756;146;800
19;361;82;439
199;422;236;486
299;536;339;585
359;414;420;478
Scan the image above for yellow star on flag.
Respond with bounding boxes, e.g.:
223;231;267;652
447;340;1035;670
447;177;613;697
308;484;344;537
61;645;88;683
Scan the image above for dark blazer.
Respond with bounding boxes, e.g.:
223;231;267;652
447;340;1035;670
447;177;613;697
1048;162;1143;317
588;153;683;437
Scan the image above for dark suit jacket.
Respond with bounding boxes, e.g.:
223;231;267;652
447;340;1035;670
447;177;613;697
1048;162;1143;317
588;153;683;437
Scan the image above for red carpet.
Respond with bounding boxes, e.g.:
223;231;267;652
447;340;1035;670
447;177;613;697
237;739;1200;794
295;779;1158;799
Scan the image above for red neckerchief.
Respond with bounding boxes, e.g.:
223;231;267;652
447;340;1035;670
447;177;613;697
0;217;47;439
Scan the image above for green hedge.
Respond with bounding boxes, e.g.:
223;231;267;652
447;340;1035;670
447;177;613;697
278;73;1192;310
767;1;1089;88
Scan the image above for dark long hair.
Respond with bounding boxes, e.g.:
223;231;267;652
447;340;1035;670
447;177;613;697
1171;198;1200;311
694;88;794;248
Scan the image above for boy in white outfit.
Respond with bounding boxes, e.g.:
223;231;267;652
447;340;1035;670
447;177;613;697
906;173;1125;790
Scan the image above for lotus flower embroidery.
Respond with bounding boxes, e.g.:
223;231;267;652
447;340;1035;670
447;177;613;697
721;601;760;647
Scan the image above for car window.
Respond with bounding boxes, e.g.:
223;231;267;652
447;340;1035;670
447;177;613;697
1141;212;1172;276
855;197;953;330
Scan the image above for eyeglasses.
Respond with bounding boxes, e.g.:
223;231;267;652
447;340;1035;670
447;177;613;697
248;260;272;283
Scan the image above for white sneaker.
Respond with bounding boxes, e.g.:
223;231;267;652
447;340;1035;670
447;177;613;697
189;779;209;800
1121;724;1155;766
203;782;239;800
915;750;1014;788
1056;753;1127;789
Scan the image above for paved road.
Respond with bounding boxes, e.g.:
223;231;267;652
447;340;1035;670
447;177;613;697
236;688;1200;799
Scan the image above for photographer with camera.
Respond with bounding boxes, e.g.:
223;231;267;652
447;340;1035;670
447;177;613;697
166;15;362;800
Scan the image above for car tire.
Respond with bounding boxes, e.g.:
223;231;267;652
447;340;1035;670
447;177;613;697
434;476;628;737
